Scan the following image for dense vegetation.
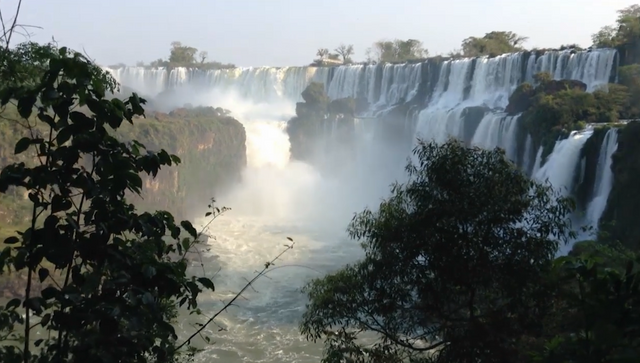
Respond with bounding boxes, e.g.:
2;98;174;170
110;41;235;70
506;73;620;161
0;103;247;227
301;139;640;363
0;43;219;362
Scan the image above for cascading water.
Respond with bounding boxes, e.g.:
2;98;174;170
105;47;620;362
584;128;619;227
533;129;594;196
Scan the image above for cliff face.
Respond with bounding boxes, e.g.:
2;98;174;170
118;106;247;219
0;106;247;225
601;121;640;249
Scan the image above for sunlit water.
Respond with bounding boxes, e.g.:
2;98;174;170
174;92;374;363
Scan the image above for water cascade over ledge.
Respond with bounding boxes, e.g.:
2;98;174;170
104;47;621;363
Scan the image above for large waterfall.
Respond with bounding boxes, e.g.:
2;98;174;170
104;47;619;363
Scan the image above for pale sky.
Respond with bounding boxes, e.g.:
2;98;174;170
5;0;640;67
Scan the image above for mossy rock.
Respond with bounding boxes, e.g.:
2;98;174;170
505;83;535;115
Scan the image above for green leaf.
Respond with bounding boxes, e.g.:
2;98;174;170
4;236;19;245
14;137;31;154
180;220;198;238
34;339;44;347
170;154;181;164
38;268;49;283
198;277;215;291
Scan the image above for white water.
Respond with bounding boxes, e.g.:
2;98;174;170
168;88;393;362
585;128;619;227
105;48;621;362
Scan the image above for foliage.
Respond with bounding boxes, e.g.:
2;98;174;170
592;26;619;48
461;31;528;57
0;41;117;93
168;41;198;64
0;45;218;363
592;4;640;48
334;44;355;64
143;42;234;70
617;64;640;118
365;39;428;63
506;73;621;161
0;102;247;225
592;5;640;64
529;249;640;362
300;138;575;363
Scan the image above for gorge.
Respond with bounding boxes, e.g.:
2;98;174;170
92;47;639;361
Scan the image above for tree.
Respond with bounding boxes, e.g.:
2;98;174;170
592;5;640;48
462;31;528;57
334;44;354;63
394;39;428;61
300;139;575;363
592;25;618;48
615;5;640;46
198;50;208;64
530;245;640;362
0;44;217;363
316;48;329;60
0;41;116;91
168;41;198;64
366;39;428;63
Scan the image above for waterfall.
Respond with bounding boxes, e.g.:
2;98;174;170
585;128;619;227
470;113;520;161
105;47;620;232
533;129;594;196
102;47;623;363
104;48;617;107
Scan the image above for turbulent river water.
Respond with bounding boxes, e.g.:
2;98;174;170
177;96;394;363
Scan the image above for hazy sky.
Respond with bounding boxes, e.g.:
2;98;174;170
5;0;640;67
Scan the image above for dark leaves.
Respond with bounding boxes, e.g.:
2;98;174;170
180;220;198;239
197;277;215;291
17;93;36;119
0;40;232;363
6;298;21;310
14;137;31;154
38;268;49;283
4;236;19;245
